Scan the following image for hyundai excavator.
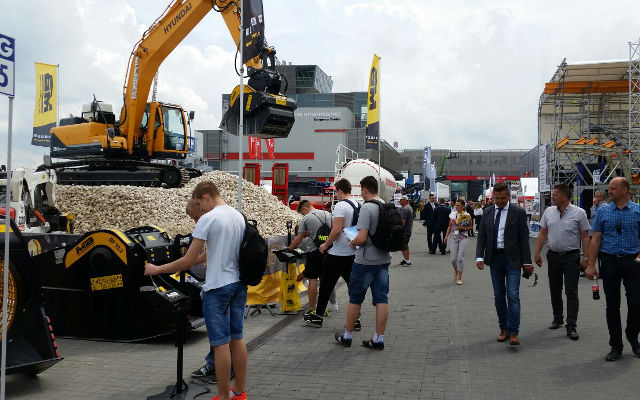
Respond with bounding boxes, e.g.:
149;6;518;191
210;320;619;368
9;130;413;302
41;0;297;188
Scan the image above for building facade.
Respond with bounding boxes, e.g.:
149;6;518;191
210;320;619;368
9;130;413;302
400;148;535;200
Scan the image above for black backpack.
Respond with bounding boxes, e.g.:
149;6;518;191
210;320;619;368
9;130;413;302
311;211;332;247
341;199;360;227
238;214;269;286
365;199;404;252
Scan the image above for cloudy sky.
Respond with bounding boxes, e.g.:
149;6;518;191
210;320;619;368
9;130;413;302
1;0;639;168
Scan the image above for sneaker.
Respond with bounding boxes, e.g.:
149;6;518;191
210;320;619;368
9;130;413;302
304;312;323;328
323;309;330;317
328;302;339;312
399;260;410;266
191;363;215;379
212;390;247;400
303;309;314;318
335;332;352;347
230;388;248;400
362;338;384;350
354;317;362;331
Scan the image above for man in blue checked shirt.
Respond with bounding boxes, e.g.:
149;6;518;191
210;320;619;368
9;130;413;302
586;177;640;361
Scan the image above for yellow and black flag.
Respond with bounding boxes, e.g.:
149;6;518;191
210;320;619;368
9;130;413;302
32;62;57;147
242;0;265;64
365;54;380;150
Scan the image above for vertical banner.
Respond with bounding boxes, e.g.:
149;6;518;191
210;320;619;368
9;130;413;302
255;137;262;158
365;54;380;150
242;0;265;64
247;137;256;159
429;163;436;195
423;146;431;190
32;62;57;147
538;143;550;192
266;138;275;159
482;180;486;201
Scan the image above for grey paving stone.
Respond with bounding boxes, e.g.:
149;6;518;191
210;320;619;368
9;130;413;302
6;221;639;399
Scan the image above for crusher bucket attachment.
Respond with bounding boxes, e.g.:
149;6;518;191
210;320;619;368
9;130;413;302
0;217;62;375
30;226;204;341
220;84;297;139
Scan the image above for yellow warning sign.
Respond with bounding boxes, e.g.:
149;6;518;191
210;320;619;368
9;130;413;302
90;274;124;291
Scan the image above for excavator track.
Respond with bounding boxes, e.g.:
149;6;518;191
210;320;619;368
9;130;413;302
35;160;193;188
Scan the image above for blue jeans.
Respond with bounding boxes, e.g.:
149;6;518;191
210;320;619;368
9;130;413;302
202;281;247;347
349;263;390;305
489;253;521;335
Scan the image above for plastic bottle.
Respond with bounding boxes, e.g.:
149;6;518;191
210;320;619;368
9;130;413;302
592;278;600;300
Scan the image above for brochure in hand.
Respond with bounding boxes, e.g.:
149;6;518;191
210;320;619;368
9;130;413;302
342;225;359;241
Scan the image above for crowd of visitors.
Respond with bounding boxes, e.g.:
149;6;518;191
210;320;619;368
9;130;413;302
135;174;640;399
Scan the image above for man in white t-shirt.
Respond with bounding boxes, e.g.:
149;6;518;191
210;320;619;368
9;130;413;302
304;178;361;329
144;181;248;400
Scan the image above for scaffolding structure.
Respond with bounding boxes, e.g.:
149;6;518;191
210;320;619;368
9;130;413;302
629;39;640;176
538;42;640;205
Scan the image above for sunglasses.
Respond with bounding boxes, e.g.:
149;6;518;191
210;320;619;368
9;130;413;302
617;219;622;234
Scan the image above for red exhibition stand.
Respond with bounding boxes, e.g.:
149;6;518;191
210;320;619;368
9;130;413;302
272;163;289;205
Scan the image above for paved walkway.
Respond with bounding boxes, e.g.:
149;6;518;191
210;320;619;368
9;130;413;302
246;223;636;400
6;221;638;399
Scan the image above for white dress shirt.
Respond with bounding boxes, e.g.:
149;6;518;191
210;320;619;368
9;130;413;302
494;202;509;249
476;202;510;264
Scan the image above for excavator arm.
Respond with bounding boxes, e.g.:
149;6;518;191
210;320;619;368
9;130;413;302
119;0;265;154
46;0;295;188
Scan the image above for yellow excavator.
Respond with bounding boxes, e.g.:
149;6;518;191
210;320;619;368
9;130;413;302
42;0;297;187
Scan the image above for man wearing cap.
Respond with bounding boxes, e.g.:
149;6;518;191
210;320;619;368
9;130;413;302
399;195;414;266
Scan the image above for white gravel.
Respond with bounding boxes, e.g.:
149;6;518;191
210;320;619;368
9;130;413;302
55;171;301;237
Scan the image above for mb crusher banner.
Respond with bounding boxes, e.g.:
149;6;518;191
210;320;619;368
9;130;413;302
32;62;57;147
365;54;380;150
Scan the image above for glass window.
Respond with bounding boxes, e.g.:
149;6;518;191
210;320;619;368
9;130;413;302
162;107;185;151
140;105;150;132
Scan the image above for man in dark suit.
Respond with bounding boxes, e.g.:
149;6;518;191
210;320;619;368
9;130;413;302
433;198;451;255
476;183;533;345
421;193;438;254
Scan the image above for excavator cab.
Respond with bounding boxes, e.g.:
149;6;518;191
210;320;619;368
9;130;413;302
142;102;188;157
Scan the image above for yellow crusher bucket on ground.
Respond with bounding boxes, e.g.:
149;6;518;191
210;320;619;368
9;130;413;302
220;85;297;139
0;217;63;375
26;226;205;342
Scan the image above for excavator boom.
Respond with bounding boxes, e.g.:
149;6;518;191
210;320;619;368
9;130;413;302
46;0;296;188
